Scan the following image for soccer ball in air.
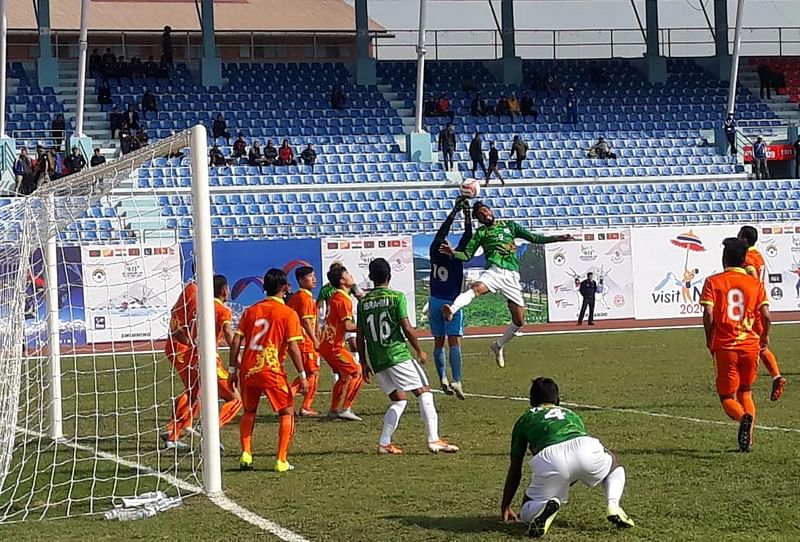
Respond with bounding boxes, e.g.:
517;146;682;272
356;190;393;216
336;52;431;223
460;179;480;199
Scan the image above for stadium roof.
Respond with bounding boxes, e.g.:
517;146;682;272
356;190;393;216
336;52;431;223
7;0;384;33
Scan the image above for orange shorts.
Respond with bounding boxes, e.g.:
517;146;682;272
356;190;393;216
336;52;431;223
713;349;759;396
319;348;359;376
240;374;293;413
300;350;320;373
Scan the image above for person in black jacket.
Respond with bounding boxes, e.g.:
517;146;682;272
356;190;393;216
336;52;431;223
486;141;504;186
438;123;456;172
577;272;597;326
212;114;231;145
469;132;487;179
723;114;737;155
757;64;771;100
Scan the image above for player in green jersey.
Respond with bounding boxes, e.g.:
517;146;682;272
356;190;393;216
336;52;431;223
356;258;459;455
440;202;573;367
500;377;634;538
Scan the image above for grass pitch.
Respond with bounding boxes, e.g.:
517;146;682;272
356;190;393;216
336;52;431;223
2;325;800;541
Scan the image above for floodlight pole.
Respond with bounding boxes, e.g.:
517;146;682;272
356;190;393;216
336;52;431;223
725;0;745;116
413;0;429;134
75;0;90;137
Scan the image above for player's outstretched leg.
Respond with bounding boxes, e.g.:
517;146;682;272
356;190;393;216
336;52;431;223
490;301;525;369
523;498;561;538
443;288;478;322
603;464;634;528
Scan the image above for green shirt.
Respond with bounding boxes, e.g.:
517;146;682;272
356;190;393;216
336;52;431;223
454;220;556;272
317;283;360;303
357;287;413;373
510;405;587;457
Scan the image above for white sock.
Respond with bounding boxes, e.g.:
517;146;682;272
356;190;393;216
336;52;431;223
450;289;476;314
379;400;407;447
603;466;626;509
418;391;440;442
497;323;522;348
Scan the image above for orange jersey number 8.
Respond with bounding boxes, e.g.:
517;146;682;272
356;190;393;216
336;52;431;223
726;288;745;322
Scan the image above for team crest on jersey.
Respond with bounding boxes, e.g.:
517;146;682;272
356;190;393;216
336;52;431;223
247;345;280;378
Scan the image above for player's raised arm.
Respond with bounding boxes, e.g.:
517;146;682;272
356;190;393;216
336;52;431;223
455;204;474;252
450;226;484;261
512;221;573;244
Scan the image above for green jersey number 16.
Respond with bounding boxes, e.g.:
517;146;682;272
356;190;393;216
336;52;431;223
366;311;392;345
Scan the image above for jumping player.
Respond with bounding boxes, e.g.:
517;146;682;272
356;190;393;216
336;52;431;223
318;265;364;421
228;268;307;472
737;225;785;400
288;266;322;416
501;377;634;537
357;258;459;455
440;202;573;367
700;238;770;452
428;197;472;398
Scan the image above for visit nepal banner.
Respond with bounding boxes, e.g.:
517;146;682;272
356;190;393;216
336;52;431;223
544;230;634;322
322;236;416;327
754;224;800;312
81;244;182;343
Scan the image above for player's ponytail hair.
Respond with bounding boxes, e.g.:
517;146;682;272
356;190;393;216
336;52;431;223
264;268;288;296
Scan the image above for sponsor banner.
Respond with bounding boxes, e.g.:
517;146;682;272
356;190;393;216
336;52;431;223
743;144;796;162
756;224;800;311
82;244;182;343
631;226;734;319
545;230;634;322
323;237;416;326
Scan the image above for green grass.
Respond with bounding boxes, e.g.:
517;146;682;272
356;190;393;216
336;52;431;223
3;326;800;540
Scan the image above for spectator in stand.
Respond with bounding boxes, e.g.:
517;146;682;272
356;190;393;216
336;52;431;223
65;147;86;174
212;114;231;145
141;89;157;119
794;135;800;179
507;92;522;121
209;144;227;167
98;79;113;105
753;136;769;179
486;141;504;186
232;133;247;160
90;148;106;167
109;105;122;138
723;113;737;155
423;94;438;117
546;74;561;94
119;122;133;154
89;49;102;78
145;56;159;78
300;143;317;170
13;148;32;194
771;69;786;96
124;104;140;130
469;132;487;179
520;91;538;122
437;94;455;123
115;56;130;79
129;55;144;78
566;88;579;124
51;114;66;151
162;26;173;68
159;55;170;77
438;123;456;172
330;84;346;110
587;137;616;159
278;139;296;166
101;48;116;77
136;127;149;148
510;135;528;170
49;147;64;180
588;62;608;87
264;139;279;166
248;141;266;173
757;63;771;100
470;93;490;116
496;95;510;119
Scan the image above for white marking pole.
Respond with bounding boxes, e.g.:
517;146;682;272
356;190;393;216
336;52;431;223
75;0;90;137
413;0;428;134
190;124;222;495
45;194;63;440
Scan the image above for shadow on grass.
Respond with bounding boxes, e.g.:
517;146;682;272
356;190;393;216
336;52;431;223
385;514;524;537
618;446;730;459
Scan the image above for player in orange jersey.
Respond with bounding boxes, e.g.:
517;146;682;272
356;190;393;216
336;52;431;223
700;238;770;453
163;275;242;449
738;226;786;400
288;266;322;416
318;265;364;421
228;268;307;473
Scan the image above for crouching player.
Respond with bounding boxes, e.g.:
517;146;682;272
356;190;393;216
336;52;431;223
501;377;634;538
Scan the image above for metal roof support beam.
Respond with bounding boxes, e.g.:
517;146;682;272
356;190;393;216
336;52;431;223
499;0;521;85
35;0;59;88
354;0;376;85
200;0;221;87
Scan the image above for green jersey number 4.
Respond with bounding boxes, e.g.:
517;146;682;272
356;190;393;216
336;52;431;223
366;311;392;345
543;408;566;420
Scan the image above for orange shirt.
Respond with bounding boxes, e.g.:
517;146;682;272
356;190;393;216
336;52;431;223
743;247;765;283
169;281;197;336
287;289;316;353
700;267;768;352
236;297;303;387
319;290;353;352
214;298;232;345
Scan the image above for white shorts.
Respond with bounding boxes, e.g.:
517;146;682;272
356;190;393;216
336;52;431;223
520;436;612;522
375;359;429;395
476;266;524;307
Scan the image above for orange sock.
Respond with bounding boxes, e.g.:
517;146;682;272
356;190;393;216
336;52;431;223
342;374;363;410
240;412;256;455
218;399;242;428
330;377;345;412
276;414;295;463
760;348;781;378
302;373;319;411
737;390;756;417
721;398;744;421
168;389;201;441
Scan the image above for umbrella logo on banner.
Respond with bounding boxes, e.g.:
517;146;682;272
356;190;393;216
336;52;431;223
652;230;707;306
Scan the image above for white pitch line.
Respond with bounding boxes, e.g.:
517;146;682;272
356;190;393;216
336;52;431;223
16;427;310;542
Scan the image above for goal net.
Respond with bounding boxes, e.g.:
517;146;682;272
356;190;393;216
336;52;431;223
0;125;221;521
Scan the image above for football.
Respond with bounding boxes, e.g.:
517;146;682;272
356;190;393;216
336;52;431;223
459;178;480;198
